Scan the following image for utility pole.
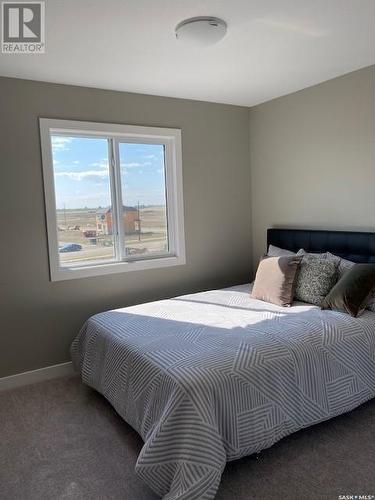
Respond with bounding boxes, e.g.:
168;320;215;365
64;203;67;228
137;201;141;241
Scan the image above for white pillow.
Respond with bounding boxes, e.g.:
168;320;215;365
326;252;355;278
267;245;295;257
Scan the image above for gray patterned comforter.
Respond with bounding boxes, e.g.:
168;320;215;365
71;284;375;499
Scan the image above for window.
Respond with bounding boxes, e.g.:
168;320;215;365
40;119;185;281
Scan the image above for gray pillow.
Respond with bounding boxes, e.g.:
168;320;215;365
294;256;338;306
267;244;295;257
367;298;375;312
321;264;375;317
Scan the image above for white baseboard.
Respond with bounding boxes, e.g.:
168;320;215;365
0;361;76;392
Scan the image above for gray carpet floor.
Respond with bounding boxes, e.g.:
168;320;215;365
1;375;374;500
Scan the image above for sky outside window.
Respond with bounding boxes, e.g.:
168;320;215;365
52;136;166;209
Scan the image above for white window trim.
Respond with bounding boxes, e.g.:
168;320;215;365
39;118;185;281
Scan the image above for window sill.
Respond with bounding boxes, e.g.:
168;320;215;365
50;254;186;281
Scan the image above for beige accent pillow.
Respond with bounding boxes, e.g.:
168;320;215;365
252;255;302;307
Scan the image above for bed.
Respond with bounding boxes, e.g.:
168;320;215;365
71;228;375;500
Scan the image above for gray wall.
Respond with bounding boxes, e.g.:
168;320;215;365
249;65;375;268
4;64;375;378
0;77;251;378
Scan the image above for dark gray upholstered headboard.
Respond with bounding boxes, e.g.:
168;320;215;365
267;228;375;264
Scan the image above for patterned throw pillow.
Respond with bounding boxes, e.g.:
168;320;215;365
297;248;341;266
294;256;338;306
297;249;326;258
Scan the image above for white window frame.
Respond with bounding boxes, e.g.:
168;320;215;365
39;118;185;281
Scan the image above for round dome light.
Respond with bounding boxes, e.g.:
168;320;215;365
175;17;227;47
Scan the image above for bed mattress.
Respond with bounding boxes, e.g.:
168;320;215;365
71;284;375;499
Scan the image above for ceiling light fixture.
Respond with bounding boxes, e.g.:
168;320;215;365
175;17;227;47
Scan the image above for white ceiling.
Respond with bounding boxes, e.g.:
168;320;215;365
1;0;375;106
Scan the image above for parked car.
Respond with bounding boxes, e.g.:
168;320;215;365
59;243;82;253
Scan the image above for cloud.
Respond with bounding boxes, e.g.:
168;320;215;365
90;160;109;168
51;136;73;151
121;162;142;169
121;161;152;169
55;170;109;181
